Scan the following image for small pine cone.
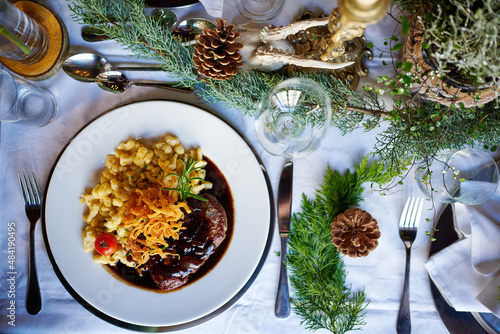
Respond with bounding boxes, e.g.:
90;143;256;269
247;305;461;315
193;18;244;80
331;208;381;258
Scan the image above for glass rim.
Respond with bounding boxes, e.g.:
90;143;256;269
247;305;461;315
0;68;18;117
443;148;499;204
235;0;285;22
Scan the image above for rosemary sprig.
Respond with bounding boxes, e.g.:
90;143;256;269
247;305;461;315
161;157;207;202
288;157;395;334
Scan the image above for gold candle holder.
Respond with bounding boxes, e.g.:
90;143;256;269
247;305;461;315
321;0;390;61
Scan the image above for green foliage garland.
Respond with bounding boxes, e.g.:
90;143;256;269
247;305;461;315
68;0;500;184
288;157;398;333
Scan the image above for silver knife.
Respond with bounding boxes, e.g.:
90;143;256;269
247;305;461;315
275;159;293;318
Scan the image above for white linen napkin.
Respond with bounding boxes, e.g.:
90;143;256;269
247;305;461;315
199;0;224;17
425;188;500;315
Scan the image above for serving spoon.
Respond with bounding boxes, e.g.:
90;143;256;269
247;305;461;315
95;71;193;94
62;53;163;83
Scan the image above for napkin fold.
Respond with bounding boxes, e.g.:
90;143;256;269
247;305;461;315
199;0;224;17
425;188;500;315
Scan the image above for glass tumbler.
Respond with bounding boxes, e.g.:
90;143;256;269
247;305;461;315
416;148;499;205
0;0;50;64
0;69;57;127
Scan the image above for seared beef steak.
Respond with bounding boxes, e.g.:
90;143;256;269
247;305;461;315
149;194;228;291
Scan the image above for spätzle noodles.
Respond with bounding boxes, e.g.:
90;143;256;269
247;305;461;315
81;135;212;267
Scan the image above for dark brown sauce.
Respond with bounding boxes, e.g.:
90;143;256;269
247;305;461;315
106;157;233;292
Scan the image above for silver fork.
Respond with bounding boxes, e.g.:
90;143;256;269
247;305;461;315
397;197;424;334
18;172;42;315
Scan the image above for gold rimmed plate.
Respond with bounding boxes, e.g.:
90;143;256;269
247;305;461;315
42;101;274;331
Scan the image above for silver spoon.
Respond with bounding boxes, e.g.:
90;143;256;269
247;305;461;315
62;53;163;83
173;18;216;45
95;71;193;94
81;9;177;42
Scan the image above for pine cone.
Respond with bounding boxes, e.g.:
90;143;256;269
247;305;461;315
331;208;381;258
193;19;243;80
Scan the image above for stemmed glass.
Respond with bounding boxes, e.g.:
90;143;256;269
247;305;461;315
255;78;331;159
416;148;499;205
254;78;331;318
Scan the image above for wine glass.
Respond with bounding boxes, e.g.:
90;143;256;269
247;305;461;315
254;78;331;318
416;148;499;205
254;78;331;159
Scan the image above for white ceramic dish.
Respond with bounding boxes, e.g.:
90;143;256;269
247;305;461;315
42;101;273;330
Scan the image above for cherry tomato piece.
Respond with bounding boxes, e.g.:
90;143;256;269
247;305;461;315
94;233;118;256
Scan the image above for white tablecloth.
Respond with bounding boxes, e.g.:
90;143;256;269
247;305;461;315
0;0;451;333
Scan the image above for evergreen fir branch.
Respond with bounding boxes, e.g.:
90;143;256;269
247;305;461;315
288;158;394;334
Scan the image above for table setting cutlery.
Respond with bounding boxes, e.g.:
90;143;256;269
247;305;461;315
18;172;43;315
397;197;423;334
275;159;293;318
5;0;499;333
95;70;193;93
62;53;164;83
62;54;192;93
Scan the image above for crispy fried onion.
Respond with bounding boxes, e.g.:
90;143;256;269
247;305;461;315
121;187;189;267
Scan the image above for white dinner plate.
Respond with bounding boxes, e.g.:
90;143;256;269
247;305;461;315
42;101;274;331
